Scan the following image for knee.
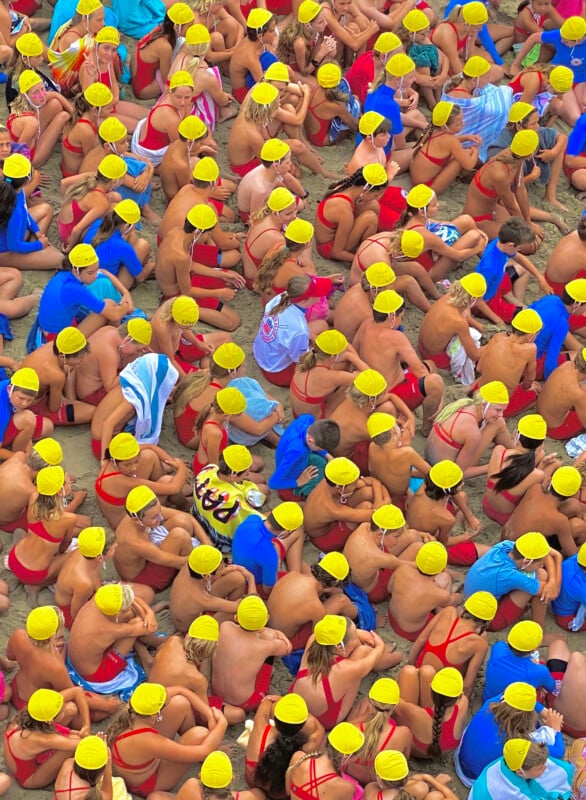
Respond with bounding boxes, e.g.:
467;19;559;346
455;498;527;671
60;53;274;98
288;139;303;155
224;313;241;332
568;650;586;668
6;267;22;286
41;418;55;437
399;664;419;681
457;214;476;233
0;595;8;613
14;410;36;433
166;694;191;715
424;373;444;398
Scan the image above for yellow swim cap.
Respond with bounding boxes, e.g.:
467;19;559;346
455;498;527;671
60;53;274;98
75;736;108;770
403;8;429;31
33;437;63;466
177;115;207;140
551;465;581;497
212;342;245;371
328;722;365;755
511;129;539;158
10;367;39;393
95;584;124;615
374;31;401;53
298;0;321;22
317;63;342;89
36;465;65;496
99;117;127;143
431;666;464;697
578;542;586;568
459;272;487;298
76;0;102;14
130;682;167;716
373;289;404;314
416;541;448;575
268;187;296;212
462;2;488;23
16;32;43;57
127;317;152;346
385;53;415;77
503;738;532;772
169;70;195;90
185;23;211;45
285;218;314;245
126;485;157;514
109;432;140;461
359;111;385;136
504;681;537;712
272;501;304;531
188;544;223;575
517;413;547;440
28;688;64;722
251;82;279;105
215;386;246;416
353;368;387;397
362;163;388;186
369;677;400;705
3;153;31;179
19;69;42;94
314;613;346;645
237;596;269;631
172;296;200;326
560;15;586;40
201;751;232;789
222;444;253;473
192;157;220;183
375;750;409;781
260;138;290;162
429;460;463;490
512;309;542;334
247;7;273;28
516;531;549;560
432;100;455;127
69;242;99;268
507;619;543;651
78;526;106;558
95;25;120;45
98;153;127;180
167;1;195;24
463;55;490;78
401;229;424;259
315;329;347;355
406;183;434;209
274;693;309;724
265;61;290;83
508;101;535;124
365;262;395;287
566;278;586;303
187;201;218;228
26;606;59;640
371;504;405;531
367;412;396;438
479;380;509;405
188;614;219;641
549;65;574;92
114;199;140;225
463;590;498;621
325;456;360;486
319;552;350;581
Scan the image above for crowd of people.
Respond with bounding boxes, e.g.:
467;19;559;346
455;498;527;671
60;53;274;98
1;0;586;796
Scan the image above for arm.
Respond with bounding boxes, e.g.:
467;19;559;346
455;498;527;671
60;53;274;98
510;32;543;73
431;25;463;76
512;252;552;295
48;372;67;414
461;640;488;697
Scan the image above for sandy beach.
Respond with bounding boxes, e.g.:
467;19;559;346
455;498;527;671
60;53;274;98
1;0;586;795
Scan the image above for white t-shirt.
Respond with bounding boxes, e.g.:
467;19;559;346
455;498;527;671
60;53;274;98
253;293;309;373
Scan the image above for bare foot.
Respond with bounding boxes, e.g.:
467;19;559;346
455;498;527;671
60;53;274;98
378;645;402;670
376;611;390;628
544;196;569;212
551;216;571;235
141;204;162;225
321;169;339;180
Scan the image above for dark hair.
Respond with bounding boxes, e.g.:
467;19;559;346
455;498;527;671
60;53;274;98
310;562;348;588
578;218;586;242
247;14;275;41
91;207;126;248
255;719;307;796
427;689;458;758
308;419;340;451
0;178;27;228
218;453;247;477
52;340;91;358
424;472;460;499
492;451;537;494
498;217;534;246
323;167;388;200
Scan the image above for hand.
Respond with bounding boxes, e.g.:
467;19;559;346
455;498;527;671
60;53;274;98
387;160;401;180
222;270;246;289
37;234;49;248
133;174;149;193
274;402;285;422
540;707;563;731
539;580;559;603
539;278;554;295
38;172;52;186
328;273;346;287
537;148;556;163
122;294;134;312
530;222;545;241
467;515;482;532
218;287;237;301
83;57;99;82
79;724;91;738
297;465;319;486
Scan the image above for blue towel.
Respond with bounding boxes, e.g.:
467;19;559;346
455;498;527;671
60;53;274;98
65;650;146;701
111;0;165;39
282;648;305;677
228;376;280;446
344;582;376;631
119;353;179;444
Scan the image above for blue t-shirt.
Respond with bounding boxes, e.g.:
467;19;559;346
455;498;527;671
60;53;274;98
360;84;403;156
38;271;105;334
551;555;586;616
483;640;556;701
232;514;280;588
475;238;510;301
458;695;564;781
541;29;586;84
464;540;540;599
269;414;326;490
83;221;143;278
0;192;41;255
530;295;570;380
567;112;586;157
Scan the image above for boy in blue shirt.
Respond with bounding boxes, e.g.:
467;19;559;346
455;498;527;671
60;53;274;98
474;216;543;325
552;543;586;631
269;416;340;501
530;278;586;379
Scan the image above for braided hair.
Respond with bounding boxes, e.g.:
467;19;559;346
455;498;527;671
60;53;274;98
427;688;458;758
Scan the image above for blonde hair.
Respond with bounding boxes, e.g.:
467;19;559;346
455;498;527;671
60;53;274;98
180;41;210;74
346;383;373;408
242;94;279;125
254;245;291;295
489;701;535;740
249;202;274;227
297;342;332;372
62;169;111;205
448;280;475;310
433;394;481;426
31;491;64;522
173;371;212;417
357;701;395;760
184;635;216;664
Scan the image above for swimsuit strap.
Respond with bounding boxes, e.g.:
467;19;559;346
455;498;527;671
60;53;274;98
29;520;62;544
95;469;125;506
111;728;160;771
54;770;76;797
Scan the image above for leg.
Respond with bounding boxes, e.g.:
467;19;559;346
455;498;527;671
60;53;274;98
285;138;338;179
393;275;432;312
77;312;108;337
28;200;53;234
346;210;378;253
282;528;305;573
553;651;586;732
543;137;568;209
34;105;70;168
198;305;241;332
0;246;63;271
397;664;421;704
157;726;211;790
429;158;468;196
561;87;582;126
392;260;441;300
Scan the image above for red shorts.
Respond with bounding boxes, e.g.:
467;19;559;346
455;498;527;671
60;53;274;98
232;85;249;104
388;611;433;642
0;507;29;533
504;383;538;418
91;437;102;461
81;650;128;683
208;198;226;219
554;612;586;632
127;772;157;799
570;313;586;332
535;353;569;381
79;387;107;406
446;540;478;566
189;274;223;311
484;273;517;324
259;363;297;387
316;240;334;259
367;568;393;604
351;440;369;476
482;494;511;526
418;341;450;370
11;0;41;12
547;410;584;440
57;604;73;629
192;242;220;268
545;269;586;297
132;561;178;593
288;621;313;651
7;547;48;585
277;488;299;501
230;156;260;177
178;333;208;364
488;593;526;632
2;414;44;446
390;369;425;411
239;210;250;224
309;520;353;553
240;661;273;712
30;397;74;426
10;676;27;710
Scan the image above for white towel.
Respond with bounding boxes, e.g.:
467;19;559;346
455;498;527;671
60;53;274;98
446;327;482;387
119;353;178;444
131;117;168;167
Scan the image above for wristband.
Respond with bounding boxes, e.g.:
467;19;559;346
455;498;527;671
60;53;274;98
311;58;319;67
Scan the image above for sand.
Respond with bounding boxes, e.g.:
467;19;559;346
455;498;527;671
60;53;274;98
1;1;586;797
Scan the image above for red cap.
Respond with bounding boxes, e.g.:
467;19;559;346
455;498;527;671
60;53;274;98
295;276;333;303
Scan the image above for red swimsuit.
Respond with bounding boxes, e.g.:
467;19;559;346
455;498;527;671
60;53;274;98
111;728;160;798
415;617;475;669
290;656;345;730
